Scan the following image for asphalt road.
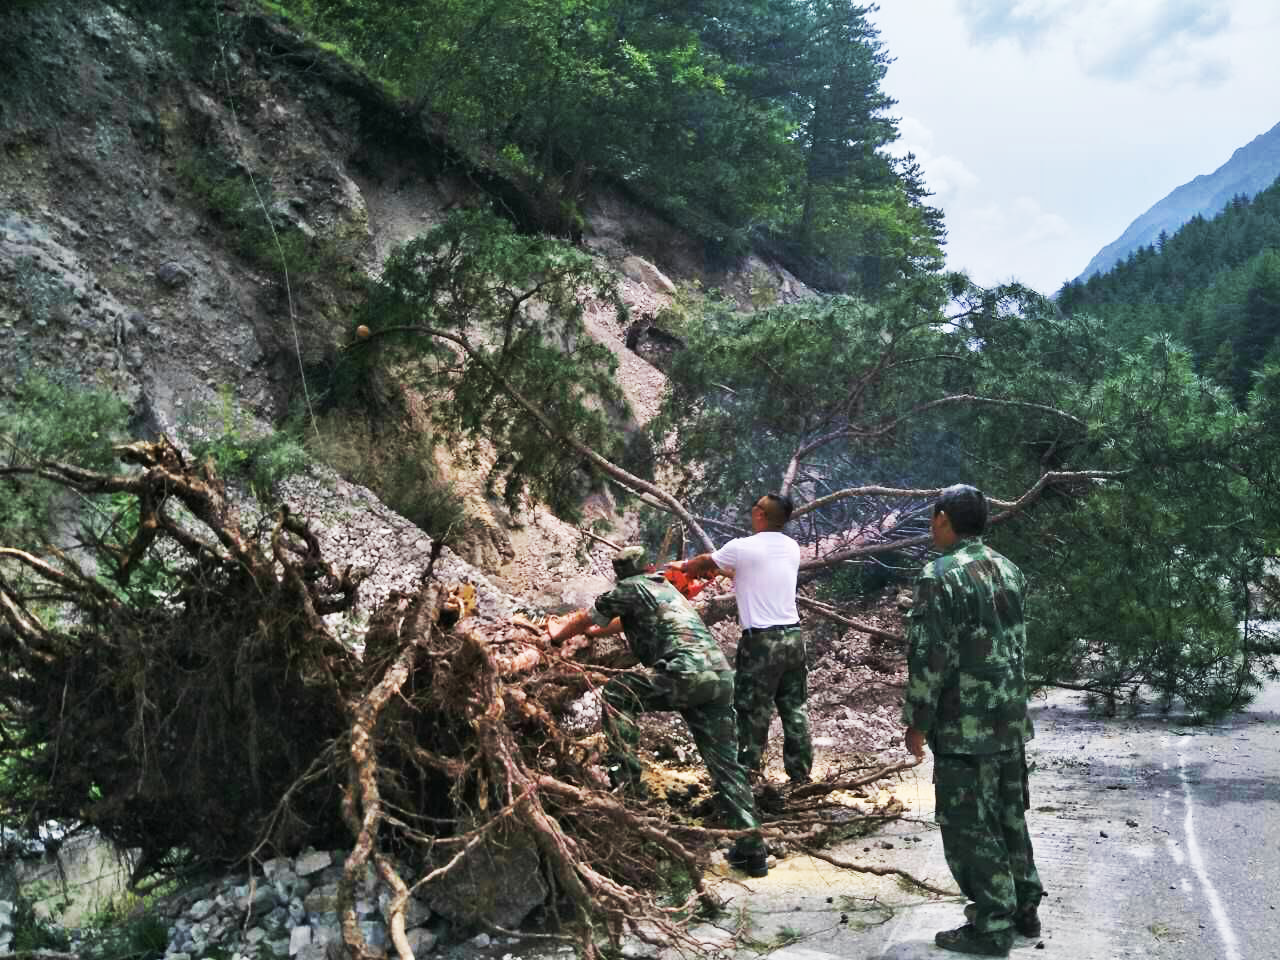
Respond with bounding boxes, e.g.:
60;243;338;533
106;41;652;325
705;676;1280;960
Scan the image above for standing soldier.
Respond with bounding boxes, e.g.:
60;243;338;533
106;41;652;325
903;485;1044;957
547;546;769;877
672;493;811;784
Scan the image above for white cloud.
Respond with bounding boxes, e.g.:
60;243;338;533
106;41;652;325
942;197;1075;291
894;116;937;152
925;155;982;200
871;0;1280;294
890;117;979;200
1012;197;1070;244
956;0;1236;85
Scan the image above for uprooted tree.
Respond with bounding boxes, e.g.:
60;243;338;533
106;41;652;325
0;438;929;959
3;209;1280;956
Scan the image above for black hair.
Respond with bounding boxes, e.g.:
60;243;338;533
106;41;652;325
756;493;794;530
933;484;987;536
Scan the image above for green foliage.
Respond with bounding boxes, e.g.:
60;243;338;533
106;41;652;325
649;279;963;521
1059;177;1280;402
0;375;130;546
11;893;71;953
123;0;219;69
333;209;630;519
655;858;694;909
175;155;360;289
657;275;1278;711
259;0;942;291
182;388;310;500
77;897;171;960
12;255;75;329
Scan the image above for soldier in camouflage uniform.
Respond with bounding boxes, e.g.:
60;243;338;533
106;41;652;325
902;485;1044;957
547;546;769;875
673;493;811;783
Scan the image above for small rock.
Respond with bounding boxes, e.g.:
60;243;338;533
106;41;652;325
155;260;191;288
294;855;332;885
289;926;312;956
262;856;292;879
303;883;339;915
406;928;437;954
1099;831;1108;838
1126;819;1138;828
471;933;492;948
188;900;216;922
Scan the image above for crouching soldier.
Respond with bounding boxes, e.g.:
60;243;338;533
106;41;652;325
547;546;769;876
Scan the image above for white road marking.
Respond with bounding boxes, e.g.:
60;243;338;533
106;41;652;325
1177;753;1242;960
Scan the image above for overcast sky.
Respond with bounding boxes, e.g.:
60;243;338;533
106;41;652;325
870;1;1280;294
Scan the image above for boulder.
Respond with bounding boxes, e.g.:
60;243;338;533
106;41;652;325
425;826;547;930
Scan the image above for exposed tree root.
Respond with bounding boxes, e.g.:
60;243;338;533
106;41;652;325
793;846;959;897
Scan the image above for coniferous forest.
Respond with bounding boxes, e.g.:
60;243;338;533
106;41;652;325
1059;178;1280;403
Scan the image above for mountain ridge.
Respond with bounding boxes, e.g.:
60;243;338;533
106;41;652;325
1077;120;1280;283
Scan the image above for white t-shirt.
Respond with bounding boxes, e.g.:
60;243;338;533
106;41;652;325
711;531;800;629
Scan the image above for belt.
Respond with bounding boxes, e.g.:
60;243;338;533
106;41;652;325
741;623;799;638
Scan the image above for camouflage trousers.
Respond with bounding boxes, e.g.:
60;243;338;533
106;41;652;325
602;666;765;854
734;626;812;782
934;745;1044;935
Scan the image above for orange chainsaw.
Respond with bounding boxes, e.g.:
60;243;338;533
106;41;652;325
653;564;709;600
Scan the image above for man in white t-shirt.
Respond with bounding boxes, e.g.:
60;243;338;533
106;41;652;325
671;493;812;783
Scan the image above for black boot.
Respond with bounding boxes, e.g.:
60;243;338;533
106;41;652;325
934;924;1012;957
726;845;768;878
1013;904;1041;937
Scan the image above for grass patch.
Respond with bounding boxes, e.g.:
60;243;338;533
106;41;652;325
182;387;310;500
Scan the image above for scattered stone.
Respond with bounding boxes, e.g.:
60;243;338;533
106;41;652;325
406;928;437;955
295;850;333;877
155;260;191;287
303;882;339;916
1099;830;1108;838
188;899;216;921
1126;819;1138;828
470;933;492;948
238;882;280;914
288;926;312;956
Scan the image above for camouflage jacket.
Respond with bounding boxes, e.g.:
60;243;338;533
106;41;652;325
902;538;1034;755
590;574;730;675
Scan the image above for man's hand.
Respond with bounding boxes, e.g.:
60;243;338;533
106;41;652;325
905;726;927;762
674;553;724;581
545;614;573;644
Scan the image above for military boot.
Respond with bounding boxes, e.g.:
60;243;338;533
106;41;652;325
1013;905;1041;938
964;902;1040;939
726;844;769;878
934;924;1012;957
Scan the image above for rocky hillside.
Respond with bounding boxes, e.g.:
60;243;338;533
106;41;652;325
0;0;811;606
1076;119;1280;282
